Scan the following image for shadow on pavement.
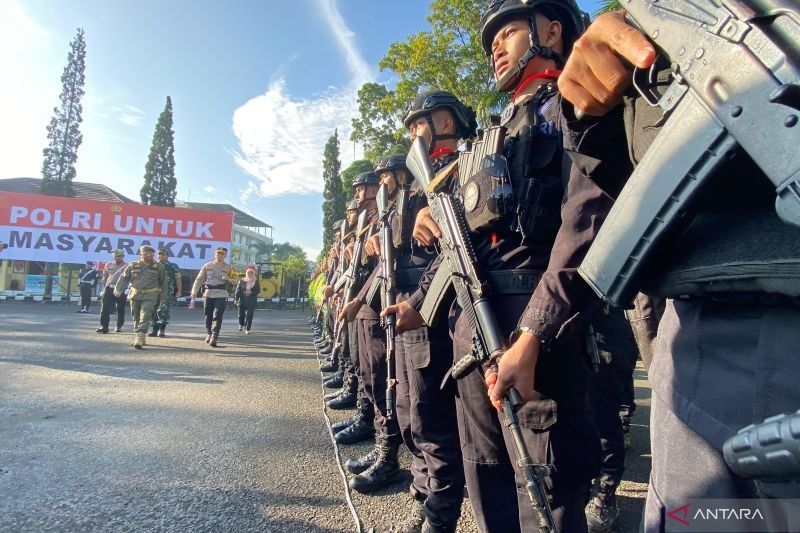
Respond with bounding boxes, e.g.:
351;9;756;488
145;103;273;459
0;356;226;384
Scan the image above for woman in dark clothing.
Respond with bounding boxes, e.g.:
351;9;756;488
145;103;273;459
234;268;260;334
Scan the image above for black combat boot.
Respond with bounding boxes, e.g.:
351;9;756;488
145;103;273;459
96;327;109;334
345;441;381;474
331;412;360;434
324;371;344;389
586;483;620;533
318;346;333;356
148;324;159;337
334;413;373;445
326;389;357;409
325;389;344;401
349;440;401;493
420;518;456;533
395;498;427;533
319;357;339;373
158;326;166;338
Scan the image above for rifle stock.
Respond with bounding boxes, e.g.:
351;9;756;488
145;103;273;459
578;0;800;308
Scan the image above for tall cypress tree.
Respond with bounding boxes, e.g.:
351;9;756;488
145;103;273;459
140;96;177;206
41;28;87;197
321;129;344;253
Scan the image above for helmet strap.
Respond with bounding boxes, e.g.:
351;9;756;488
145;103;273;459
493;12;566;92
424;112;458;153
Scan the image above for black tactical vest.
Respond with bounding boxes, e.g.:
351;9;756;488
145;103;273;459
475;83;565;243
625;91;800;298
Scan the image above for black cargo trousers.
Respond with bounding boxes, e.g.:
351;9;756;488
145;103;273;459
395;284;464;527
356;305;401;444
452;293;601;532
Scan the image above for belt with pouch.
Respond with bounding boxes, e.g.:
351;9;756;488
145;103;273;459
133;287;161;294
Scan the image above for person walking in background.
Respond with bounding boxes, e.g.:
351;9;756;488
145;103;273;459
234;266;260;334
190;247;234;347
114;245;167;350
149;248;182;338
77;261;98;313
97;250;127;333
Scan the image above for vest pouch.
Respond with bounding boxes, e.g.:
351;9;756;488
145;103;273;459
514;174;563;243
460;153;514;232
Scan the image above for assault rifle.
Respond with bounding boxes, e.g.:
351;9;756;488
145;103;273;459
578;0;800;308
374;185;399;420
407;138;558;533
329;212;370;362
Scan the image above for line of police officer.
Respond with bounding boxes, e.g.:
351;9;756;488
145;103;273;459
312;2;647;531
315;0;800;531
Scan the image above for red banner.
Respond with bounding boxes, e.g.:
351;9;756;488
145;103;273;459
0;192;234;269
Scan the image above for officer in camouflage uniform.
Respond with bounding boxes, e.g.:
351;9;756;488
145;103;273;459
115;245;168;349
149;248;182;338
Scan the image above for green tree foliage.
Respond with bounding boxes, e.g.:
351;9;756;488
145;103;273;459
41;28;87;197
321;130;344;254
381;0;502;121
341;159;376;195
596;0;622;16
350;83;410;162
283;253;309;281
253;241;306;263
282;252;310;298
140;96;177;206
350;0;503;161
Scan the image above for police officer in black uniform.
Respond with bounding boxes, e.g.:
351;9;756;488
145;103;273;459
555;9;800;531
585;306;640;531
390;2;600;530
371;128;472;529
328;201;376;447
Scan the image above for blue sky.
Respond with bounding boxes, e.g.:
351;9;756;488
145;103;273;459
1;0;600;259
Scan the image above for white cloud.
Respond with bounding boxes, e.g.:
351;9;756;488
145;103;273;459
230;0;371;199
315;0;372;85
231;79;364;197
111;104;144;127
239;180;259;203
203;185;216;194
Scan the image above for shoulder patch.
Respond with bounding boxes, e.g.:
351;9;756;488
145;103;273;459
500;102;517;127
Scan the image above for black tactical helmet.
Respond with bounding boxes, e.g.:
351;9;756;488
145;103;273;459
375;154;408;174
375;154;412;191
481;0;588;91
345;199;358;211
403;90;478;143
351;171;380;189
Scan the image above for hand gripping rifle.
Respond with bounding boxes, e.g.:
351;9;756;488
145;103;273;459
406;138;558;533
375;184;399;421
578;0;800;308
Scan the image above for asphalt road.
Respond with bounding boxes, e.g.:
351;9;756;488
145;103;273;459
0;303;651;532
